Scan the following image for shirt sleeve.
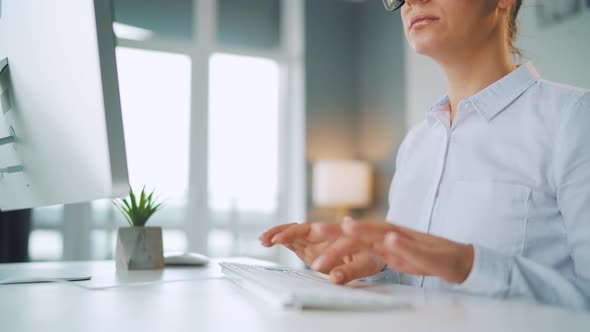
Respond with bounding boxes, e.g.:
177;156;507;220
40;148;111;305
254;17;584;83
451;92;590;311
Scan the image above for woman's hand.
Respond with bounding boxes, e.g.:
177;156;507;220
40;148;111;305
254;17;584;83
311;219;475;284
259;222;339;265
259;222;386;284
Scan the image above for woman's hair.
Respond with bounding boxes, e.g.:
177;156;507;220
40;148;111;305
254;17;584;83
507;0;523;56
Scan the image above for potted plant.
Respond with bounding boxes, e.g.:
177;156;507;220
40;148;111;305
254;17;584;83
113;187;164;270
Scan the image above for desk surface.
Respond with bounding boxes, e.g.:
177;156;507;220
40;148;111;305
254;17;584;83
1;259;589;332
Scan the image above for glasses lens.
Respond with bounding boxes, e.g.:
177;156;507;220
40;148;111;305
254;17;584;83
383;0;404;11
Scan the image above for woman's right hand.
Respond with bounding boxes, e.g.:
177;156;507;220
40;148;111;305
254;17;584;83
259;222;386;284
259;222;340;265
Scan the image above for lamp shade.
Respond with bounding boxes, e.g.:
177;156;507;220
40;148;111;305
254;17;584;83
312;160;371;208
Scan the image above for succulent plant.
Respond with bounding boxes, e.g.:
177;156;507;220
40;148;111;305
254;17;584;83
113;187;162;227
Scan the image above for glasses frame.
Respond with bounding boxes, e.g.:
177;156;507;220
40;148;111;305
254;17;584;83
383;0;405;12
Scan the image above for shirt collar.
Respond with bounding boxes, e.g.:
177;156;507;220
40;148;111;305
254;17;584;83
426;62;541;125
426;95;450;127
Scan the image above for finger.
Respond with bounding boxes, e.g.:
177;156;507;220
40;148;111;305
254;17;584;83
276;223;341;248
308;222;342;242
341;219;401;243
368;241;389;257
271;223;311;245
392;224;447;245
345;220;443;246
311;237;368;274
283;243;311;263
283;243;296;253
329;253;385;285
342;254;354;264
259;223;297;246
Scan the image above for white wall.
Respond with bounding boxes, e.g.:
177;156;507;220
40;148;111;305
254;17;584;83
305;0;359;160
356;1;406;213
305;0;408;216
518;1;590;88
404;1;590;129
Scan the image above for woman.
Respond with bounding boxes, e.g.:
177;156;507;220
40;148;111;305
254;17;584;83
260;0;590;310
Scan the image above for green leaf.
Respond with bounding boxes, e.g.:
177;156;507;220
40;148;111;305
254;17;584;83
112;200;133;227
112;187;164;227
129;188;137;211
121;198;132;212
146;191;154;205
139;187;146;210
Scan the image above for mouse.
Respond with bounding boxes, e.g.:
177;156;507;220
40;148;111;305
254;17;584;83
164;252;210;266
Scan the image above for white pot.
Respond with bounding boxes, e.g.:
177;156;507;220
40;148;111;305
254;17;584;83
115;226;164;270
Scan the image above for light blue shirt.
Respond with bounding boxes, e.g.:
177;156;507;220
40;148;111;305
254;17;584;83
385;63;590;310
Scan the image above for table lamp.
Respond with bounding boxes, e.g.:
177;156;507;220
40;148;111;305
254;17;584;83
312;160;372;221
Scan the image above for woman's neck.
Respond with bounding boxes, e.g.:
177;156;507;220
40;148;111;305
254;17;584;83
438;41;516;125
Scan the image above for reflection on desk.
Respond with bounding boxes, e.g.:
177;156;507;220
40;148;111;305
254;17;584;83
0;258;588;332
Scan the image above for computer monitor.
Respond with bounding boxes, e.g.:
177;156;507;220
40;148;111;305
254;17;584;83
0;0;129;211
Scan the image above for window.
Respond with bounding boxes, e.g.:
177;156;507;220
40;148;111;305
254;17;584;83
28;230;63;261
91;47;192;259
208;53;279;214
30;205;64;261
208;53;280;256
115;47;191;205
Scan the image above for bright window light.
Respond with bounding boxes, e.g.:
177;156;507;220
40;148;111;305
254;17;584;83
29;230;63;261
115;47;191;203
162;230;188;253
208;53;280;213
113;22;154;41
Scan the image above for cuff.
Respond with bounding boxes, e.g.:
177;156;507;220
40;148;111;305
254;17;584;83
451;245;513;297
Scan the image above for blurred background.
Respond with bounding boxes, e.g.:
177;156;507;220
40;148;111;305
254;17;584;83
1;0;589;265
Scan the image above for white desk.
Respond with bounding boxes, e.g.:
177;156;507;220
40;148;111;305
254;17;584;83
1;259;589;332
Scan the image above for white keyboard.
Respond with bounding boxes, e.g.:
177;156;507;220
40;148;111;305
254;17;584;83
219;262;410;310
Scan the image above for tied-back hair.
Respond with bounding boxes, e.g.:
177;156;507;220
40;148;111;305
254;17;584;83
508;0;524;57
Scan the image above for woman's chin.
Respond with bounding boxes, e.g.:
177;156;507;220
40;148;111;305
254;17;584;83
407;28;446;55
411;43;434;56
410;39;445;58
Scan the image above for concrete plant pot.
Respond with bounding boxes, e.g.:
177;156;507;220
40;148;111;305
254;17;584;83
115;226;164;270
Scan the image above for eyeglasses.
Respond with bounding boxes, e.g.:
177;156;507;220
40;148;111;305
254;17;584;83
383;0;405;11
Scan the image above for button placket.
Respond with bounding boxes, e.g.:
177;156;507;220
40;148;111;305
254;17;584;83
419;121;453;287
419;102;470;286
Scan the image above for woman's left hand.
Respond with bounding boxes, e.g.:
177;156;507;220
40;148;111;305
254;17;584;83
310;218;475;284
